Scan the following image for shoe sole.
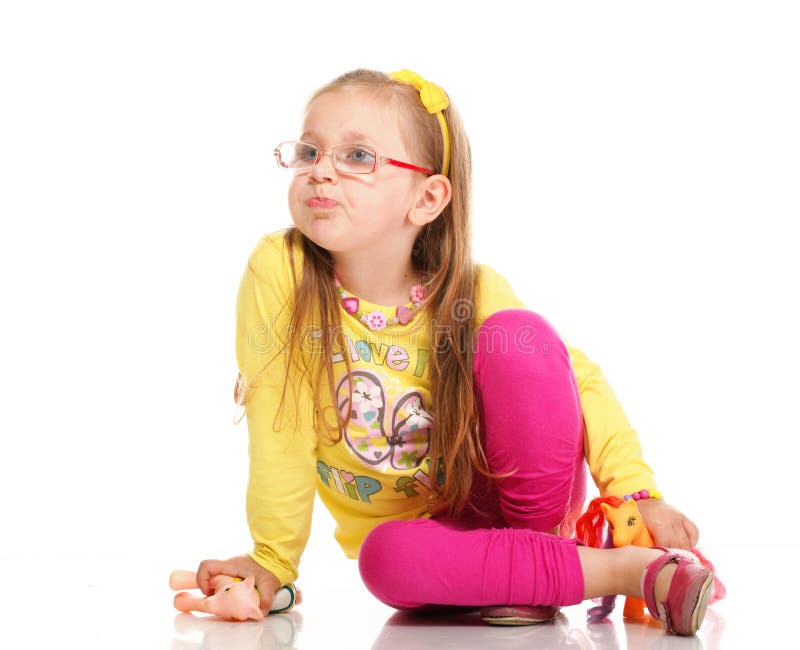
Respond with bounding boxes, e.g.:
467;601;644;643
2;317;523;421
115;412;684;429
480;606;557;626
689;572;715;635
481;615;553;626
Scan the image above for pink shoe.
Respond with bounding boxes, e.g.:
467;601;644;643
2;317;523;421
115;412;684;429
480;604;560;626
641;547;715;636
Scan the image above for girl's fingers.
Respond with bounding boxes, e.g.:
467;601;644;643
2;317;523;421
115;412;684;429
196;555;283;612
684;517;700;547
653;521;687;550
655;525;672;548
196;559;230;595
255;580;274;614
666;520;688;549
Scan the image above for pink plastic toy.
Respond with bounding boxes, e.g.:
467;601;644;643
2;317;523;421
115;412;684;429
169;569;297;622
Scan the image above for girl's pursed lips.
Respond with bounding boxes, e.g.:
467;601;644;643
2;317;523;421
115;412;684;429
307;196;339;208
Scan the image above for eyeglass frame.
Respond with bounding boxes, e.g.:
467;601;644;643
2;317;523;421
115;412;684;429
273;140;435;176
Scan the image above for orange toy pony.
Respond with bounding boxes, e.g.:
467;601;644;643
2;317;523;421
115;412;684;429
578;496;653;618
577;494;726;622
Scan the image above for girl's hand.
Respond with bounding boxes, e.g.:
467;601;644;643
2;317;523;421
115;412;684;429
636;498;700;549
196;554;282;615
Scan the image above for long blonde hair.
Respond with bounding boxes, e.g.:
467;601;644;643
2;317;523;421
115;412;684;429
250;69;504;519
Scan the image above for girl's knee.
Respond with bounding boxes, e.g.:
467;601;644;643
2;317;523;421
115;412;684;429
481;308;558;335
359;520;424;608
474;309;569;372
359;520;406;574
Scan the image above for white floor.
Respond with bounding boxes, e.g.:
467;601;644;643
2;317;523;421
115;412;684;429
2;543;793;649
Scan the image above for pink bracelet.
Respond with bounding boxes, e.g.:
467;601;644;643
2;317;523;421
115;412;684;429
623;489;662;501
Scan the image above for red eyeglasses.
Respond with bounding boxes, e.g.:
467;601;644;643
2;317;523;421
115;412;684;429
274;141;434;176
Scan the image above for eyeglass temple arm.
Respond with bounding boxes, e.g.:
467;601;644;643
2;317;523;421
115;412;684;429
383;157;435;176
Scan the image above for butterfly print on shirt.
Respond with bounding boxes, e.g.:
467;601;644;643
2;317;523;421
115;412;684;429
335;370;432;471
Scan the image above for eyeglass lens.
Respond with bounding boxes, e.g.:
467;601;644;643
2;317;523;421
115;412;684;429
277;142;377;174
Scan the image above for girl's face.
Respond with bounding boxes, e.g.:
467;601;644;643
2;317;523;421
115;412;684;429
288;89;425;257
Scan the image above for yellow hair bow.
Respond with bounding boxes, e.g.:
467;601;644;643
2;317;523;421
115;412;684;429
389;69;451;177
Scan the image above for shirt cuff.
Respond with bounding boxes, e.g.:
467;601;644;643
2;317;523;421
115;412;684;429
247;547;298;587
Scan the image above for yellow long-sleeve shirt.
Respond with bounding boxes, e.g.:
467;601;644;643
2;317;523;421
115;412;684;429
237;228;657;587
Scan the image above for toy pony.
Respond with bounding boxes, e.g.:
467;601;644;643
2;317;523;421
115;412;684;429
169;569;298;622
576;494;726;621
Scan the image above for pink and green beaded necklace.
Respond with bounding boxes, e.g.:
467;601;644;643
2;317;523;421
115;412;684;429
334;272;428;331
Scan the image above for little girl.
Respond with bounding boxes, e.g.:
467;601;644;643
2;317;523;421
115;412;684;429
196;68;714;636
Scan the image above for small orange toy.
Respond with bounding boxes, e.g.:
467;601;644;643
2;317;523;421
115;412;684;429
578;496;653;618
576;495;726;622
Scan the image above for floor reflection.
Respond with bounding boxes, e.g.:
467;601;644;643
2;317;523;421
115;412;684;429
172;610;302;650
368;607;718;650
169;598;726;650
370;610;598;649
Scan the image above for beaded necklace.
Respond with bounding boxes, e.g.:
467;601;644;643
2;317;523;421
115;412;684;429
334;272;428;331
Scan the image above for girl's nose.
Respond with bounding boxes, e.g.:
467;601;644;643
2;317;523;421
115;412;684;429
309;150;337;182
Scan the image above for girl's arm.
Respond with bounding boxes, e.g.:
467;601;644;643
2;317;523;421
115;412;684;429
236;233;318;588
566;344;657;498
566;344;698;548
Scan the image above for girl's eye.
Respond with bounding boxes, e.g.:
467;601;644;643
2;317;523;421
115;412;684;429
300;146;318;161
346;147;376;164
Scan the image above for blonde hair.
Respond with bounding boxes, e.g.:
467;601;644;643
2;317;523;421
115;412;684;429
253;68;503;519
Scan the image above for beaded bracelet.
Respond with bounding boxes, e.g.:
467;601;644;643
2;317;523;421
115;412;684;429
623;489;662;501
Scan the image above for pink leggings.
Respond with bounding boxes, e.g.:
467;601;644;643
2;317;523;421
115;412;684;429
358;309;587;609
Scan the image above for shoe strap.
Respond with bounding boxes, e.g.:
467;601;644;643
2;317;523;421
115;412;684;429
640;546;697;623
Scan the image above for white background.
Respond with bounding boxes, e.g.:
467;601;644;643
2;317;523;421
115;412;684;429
1;1;798;648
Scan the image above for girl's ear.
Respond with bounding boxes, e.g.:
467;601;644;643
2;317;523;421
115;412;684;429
409;174;452;226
